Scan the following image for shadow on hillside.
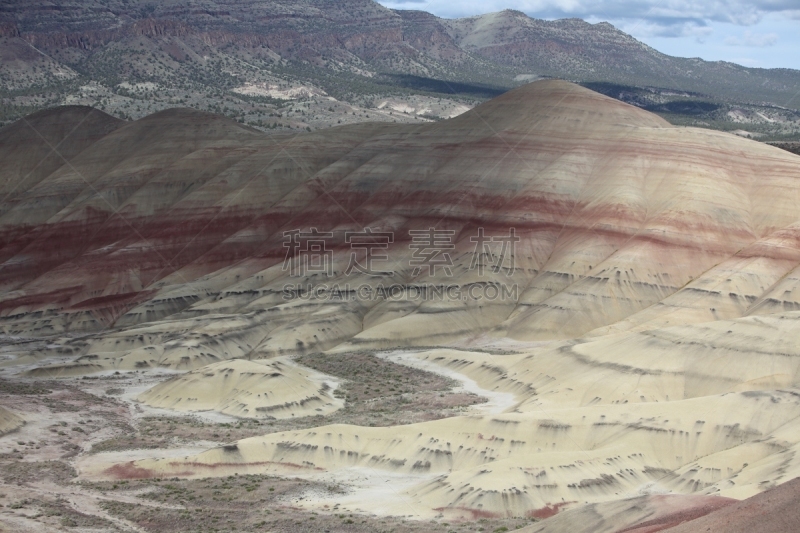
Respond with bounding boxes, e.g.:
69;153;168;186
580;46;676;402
381;74;509;98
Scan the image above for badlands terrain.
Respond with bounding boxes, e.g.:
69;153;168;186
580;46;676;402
2;79;800;531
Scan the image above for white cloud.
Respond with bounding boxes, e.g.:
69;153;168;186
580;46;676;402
614;18;713;42
724;30;779;46
727;57;762;67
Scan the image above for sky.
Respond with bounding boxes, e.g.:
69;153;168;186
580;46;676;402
376;0;800;70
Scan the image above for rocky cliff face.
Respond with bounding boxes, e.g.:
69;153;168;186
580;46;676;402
8;0;408;60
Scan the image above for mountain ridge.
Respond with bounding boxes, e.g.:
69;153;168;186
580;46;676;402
1;0;799;141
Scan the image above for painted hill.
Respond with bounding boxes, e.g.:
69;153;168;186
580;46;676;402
3;80;800;364
137;358;342;419
524;477;800;533
6;80;800;522
0;405;23;435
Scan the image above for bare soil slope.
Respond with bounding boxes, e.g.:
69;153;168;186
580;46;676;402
3;80;800;525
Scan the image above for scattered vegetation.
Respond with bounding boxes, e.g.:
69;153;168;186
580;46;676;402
582;81;800;141
91;351;486;453
90;475;534;533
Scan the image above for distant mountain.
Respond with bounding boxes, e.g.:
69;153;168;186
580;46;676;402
1;0;799;138
439;10;800;104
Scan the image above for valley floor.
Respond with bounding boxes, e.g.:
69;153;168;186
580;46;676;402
0;348;533;533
